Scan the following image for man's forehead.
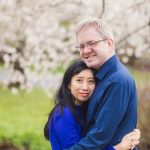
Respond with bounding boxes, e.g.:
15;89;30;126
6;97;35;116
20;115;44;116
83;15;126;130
77;28;102;43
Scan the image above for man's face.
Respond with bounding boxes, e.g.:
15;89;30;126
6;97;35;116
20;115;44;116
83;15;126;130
77;27;113;69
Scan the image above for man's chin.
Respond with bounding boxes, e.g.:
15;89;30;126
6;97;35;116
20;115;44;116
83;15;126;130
86;62;100;69
86;62;95;68
83;59;97;68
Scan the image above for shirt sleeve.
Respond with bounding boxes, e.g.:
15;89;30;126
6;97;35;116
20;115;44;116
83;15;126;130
104;146;116;150
51;107;81;149
67;83;129;150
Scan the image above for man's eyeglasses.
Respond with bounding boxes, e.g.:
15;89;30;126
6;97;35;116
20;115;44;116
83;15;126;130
76;39;108;51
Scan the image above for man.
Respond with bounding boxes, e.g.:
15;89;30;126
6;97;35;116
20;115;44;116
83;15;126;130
68;18;138;149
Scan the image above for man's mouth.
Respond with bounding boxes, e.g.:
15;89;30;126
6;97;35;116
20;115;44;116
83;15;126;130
85;55;96;60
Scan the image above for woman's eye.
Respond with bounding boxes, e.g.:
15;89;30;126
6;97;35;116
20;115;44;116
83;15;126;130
76;79;82;82
88;80;95;84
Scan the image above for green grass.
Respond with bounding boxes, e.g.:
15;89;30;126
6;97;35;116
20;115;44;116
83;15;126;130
129;67;150;86
0;88;54;150
0;63;4;69
0;67;149;149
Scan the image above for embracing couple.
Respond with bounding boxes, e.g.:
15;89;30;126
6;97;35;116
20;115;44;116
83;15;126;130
44;17;140;150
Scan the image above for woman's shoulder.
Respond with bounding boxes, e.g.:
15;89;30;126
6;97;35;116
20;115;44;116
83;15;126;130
52;105;74;121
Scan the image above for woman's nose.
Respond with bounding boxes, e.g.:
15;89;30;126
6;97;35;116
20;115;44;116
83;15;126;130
81;82;89;90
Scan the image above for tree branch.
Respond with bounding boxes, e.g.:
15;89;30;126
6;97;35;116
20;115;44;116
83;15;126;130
125;0;149;10
108;0;150;23
98;0;105;18
116;21;150;49
48;0;68;7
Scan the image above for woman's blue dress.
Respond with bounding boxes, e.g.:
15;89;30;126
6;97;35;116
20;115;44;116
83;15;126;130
49;106;115;150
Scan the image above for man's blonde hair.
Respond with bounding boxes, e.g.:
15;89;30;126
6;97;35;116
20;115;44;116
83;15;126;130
75;17;114;40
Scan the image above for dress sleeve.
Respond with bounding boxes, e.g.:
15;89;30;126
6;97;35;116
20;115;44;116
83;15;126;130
51;107;81;149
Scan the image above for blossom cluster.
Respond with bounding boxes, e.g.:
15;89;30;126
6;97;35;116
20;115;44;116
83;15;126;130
0;0;149;93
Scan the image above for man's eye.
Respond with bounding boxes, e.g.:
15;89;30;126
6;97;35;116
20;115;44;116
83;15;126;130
80;45;84;49
88;42;96;46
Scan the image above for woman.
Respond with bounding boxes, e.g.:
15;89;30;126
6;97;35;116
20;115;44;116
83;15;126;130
44;60;140;150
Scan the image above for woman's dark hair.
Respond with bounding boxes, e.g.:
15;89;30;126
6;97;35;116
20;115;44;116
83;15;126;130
44;59;95;140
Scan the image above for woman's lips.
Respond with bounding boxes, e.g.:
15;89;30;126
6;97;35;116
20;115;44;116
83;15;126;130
80;92;89;97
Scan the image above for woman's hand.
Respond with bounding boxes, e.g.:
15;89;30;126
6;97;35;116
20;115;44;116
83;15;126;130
114;129;140;150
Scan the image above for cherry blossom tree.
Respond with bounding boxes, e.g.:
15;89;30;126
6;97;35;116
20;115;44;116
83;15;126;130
0;0;149;92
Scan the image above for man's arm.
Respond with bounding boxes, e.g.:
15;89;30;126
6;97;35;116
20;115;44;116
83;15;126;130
67;83;130;150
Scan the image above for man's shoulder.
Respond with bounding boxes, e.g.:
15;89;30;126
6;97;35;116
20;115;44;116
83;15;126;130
108;64;135;85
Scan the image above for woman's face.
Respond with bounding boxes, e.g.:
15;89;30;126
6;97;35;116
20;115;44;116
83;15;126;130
68;69;95;105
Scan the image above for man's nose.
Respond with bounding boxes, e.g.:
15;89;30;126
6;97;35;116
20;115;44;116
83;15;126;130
82;46;92;54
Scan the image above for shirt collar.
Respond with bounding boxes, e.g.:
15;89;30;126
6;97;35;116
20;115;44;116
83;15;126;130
96;55;118;80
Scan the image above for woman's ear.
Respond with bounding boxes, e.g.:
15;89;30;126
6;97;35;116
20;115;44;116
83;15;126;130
68;84;71;90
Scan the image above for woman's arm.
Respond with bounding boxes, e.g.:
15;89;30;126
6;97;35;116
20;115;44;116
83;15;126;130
113;129;140;150
50;107;81;149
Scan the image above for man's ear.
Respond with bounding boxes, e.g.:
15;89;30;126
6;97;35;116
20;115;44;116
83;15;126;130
107;39;113;48
107;39;115;51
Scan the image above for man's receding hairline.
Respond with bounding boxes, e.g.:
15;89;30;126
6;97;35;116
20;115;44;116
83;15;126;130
75;21;113;39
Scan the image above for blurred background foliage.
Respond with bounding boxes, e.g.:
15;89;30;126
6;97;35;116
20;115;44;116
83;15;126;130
0;0;150;149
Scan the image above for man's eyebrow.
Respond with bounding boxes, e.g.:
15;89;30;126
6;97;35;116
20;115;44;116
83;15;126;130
87;40;96;43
